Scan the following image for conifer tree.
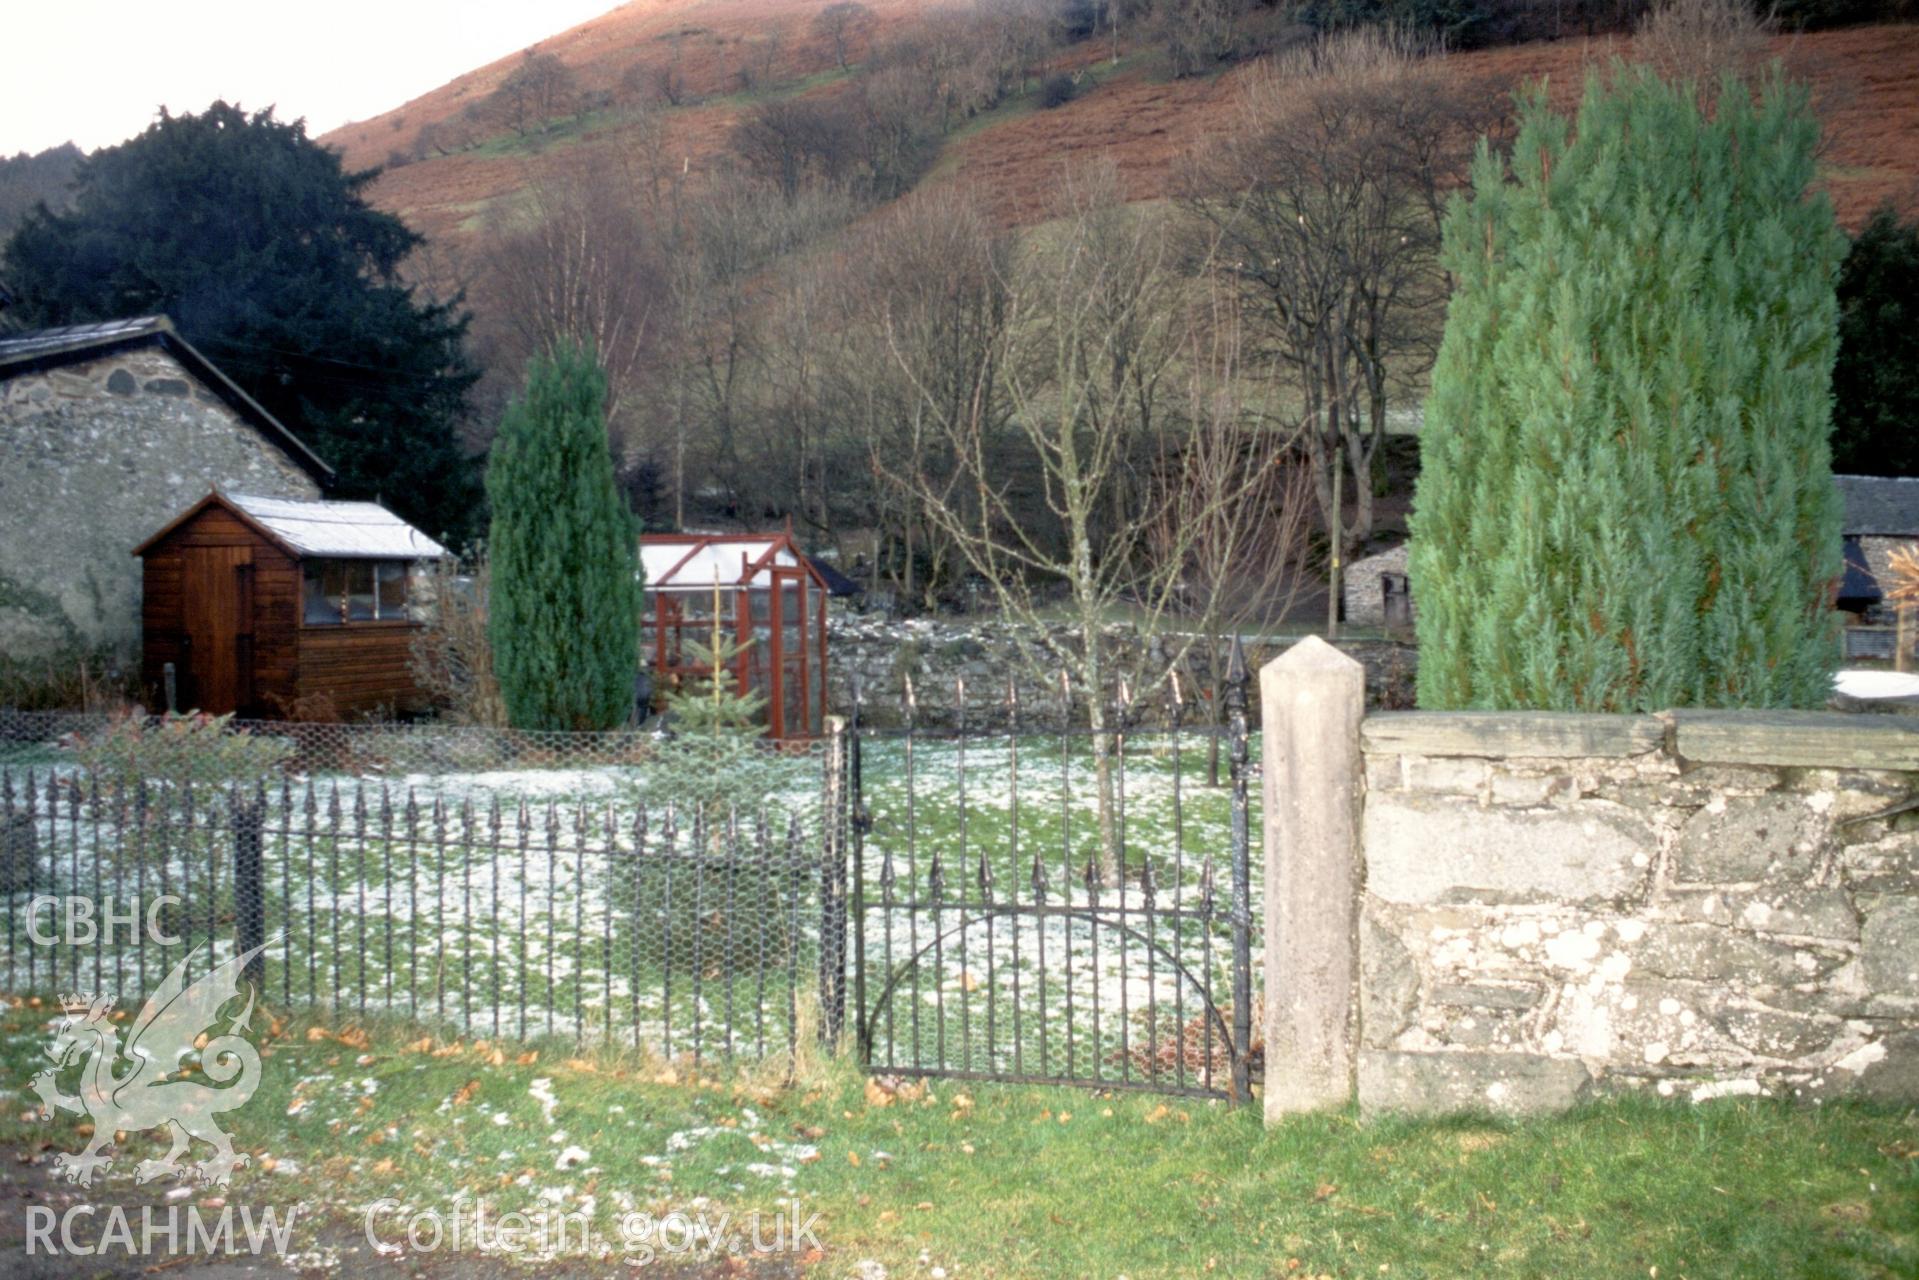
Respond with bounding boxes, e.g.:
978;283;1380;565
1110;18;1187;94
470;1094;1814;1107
1410;65;1845;710
662;633;767;735
487;343;642;730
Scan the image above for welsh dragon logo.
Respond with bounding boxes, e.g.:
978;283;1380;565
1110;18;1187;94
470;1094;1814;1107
27;942;272;1188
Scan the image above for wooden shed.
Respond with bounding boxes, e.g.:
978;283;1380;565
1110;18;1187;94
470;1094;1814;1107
640;533;831;741
134;491;446;719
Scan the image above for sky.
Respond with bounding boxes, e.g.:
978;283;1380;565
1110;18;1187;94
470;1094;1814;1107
0;0;622;157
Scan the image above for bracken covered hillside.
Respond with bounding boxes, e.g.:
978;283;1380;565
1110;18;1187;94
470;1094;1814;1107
320;3;1919;251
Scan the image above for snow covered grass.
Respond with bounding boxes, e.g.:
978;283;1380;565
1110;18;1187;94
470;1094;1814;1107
0;1001;1910;1277
855;731;1259;1087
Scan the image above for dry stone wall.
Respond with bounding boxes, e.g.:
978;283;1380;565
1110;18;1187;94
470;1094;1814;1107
1355;710;1919;1112
824;612;1418;729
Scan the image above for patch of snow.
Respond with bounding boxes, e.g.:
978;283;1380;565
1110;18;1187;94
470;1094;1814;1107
1689;1078;1762;1103
1836;669;1919;700
529;1077;559;1124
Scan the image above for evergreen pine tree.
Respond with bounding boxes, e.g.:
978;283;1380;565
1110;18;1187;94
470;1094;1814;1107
487;343;642;731
1410;65;1845;710
662;632;767;735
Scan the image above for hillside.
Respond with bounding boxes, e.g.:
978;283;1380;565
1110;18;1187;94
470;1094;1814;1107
318;3;1919;251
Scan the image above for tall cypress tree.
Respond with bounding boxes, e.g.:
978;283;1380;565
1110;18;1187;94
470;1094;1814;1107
1410;65;1845;710
487;343;642;731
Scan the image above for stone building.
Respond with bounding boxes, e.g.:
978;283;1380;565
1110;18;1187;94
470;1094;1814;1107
0;316;333;668
1342;540;1415;631
1837;474;1919;623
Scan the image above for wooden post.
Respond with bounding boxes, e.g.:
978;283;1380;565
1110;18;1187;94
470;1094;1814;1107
1326;451;1343;641
1261;636;1365;1121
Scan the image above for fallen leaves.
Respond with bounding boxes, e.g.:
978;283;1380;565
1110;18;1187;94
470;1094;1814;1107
450;1080;481;1108
302;1024;371;1050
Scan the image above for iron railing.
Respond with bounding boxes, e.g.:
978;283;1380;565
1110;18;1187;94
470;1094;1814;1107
0;727;836;1068
3;676;1258;1099
847;647;1260;1102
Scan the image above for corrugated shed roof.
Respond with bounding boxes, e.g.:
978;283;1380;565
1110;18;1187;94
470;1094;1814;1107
1838;474;1919;537
227;493;446;559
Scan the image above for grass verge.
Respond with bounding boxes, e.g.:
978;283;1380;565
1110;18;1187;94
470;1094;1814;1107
0;998;1913;1277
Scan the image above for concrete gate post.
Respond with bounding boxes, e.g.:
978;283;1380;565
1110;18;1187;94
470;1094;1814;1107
1260;636;1365;1122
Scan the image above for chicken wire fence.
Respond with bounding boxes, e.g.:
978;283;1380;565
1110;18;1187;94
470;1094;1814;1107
0;691;1259;1100
0;709;845;1068
0;707;754;782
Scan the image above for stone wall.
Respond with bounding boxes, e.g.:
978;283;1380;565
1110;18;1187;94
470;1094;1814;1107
824;612;1418;729
0;348;321;666
1354;709;1918;1112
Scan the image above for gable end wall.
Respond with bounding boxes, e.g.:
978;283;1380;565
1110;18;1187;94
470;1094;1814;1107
0;346;322;670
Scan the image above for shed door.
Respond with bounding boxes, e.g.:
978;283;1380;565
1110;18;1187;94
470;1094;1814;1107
182;546;253;715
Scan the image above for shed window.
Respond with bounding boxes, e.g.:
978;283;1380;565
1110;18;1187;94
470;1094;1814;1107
303;559;411;624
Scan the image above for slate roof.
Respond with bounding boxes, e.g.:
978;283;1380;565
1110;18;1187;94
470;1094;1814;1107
0;315;334;484
808;555;862;598
1837;475;1919;537
225;493;446;560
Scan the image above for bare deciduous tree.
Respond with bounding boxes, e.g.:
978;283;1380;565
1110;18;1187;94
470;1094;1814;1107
479;157;665;460
1185;29;1487;597
486;51;581;138
730;98;858;200
1636;0;1773;88
1149;291;1310;783
862;192;1015;609
886;166;1295;876
813;1;878;70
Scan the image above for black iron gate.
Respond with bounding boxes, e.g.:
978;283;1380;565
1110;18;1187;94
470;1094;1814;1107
845;646;1258;1102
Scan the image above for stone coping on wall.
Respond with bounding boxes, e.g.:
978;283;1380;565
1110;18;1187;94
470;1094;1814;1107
1363;707;1919;770
1362;711;1666;759
1260;640;1919;1123
1348;704;1919;1115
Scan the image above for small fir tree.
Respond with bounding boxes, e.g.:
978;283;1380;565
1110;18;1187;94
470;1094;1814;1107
639;630;792;816
487;342;642;730
661;632;766;734
1410;65;1845;710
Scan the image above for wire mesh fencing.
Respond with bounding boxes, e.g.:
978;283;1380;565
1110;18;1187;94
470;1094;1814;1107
0;706;757;782
0;718;844;1068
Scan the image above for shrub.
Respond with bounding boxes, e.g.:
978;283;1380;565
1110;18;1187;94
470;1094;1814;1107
409;554;509;727
72;711;292;794
1040;73;1078;108
1410;66;1845;710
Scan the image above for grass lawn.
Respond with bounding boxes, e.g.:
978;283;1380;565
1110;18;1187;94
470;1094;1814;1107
1;1000;1912;1278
